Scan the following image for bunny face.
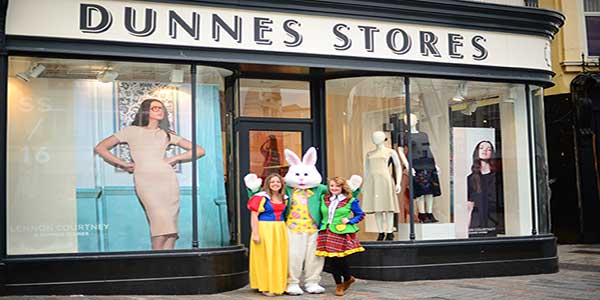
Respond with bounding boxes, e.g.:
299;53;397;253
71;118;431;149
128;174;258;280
284;147;322;189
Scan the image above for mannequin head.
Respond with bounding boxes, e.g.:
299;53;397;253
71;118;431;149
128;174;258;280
403;113;418;129
371;131;386;145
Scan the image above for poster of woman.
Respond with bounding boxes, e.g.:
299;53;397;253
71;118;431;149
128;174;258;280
452;127;504;238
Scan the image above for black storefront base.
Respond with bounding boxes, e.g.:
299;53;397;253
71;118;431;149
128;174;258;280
0;245;248;295
348;235;558;281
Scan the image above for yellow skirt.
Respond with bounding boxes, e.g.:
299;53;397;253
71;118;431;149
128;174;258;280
249;221;288;294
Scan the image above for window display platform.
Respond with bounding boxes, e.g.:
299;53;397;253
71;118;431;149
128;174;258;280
397;223;456;240
0;245;248;295
348;235;557;281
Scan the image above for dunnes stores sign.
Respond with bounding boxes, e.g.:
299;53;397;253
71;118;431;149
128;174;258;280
79;3;489;61
6;0;552;71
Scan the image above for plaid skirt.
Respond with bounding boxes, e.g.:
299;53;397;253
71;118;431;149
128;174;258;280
315;228;365;257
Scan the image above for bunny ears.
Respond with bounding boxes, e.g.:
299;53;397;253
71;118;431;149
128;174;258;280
284;147;317;166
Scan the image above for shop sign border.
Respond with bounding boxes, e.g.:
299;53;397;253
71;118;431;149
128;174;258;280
6;0;552;71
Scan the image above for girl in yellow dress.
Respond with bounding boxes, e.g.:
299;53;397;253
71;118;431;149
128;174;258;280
248;173;288;296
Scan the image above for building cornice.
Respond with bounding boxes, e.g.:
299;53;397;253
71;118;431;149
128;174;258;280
143;0;565;38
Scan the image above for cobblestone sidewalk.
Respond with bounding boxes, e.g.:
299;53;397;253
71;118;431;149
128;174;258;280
2;244;599;300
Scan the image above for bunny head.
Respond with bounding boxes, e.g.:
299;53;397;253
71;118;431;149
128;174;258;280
284;147;322;189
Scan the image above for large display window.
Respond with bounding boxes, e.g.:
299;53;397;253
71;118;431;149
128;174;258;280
326;76;545;241
6;56;232;254
326;77;408;240
408;79;531;240
530;85;550;234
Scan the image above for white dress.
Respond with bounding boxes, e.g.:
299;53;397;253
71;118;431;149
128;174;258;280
362;148;399;213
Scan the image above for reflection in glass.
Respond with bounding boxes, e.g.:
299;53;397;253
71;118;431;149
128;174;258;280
240;79;310;118
585;16;600;56
410;78;533;240
326;77;408;241
584;0;600;57
194;65;231;248
6;56;231;254
249;131;302;179
95;98;205;251
326;76;537;241
530;86;551;234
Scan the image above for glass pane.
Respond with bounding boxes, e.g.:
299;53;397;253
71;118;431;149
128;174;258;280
194;65;232;247
406;79;453;240
6;56;234;254
409;79;532;240
240;79;311;118
249;130;302;180
531;86;551;234
585;16;600;56
584;0;600;12
326;77;409;241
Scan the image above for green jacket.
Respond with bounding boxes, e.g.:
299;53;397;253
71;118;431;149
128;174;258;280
319;196;364;234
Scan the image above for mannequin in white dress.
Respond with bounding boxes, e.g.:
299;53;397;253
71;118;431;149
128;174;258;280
362;131;402;240
397;113;441;223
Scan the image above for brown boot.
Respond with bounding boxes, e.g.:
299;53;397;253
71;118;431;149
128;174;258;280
335;283;345;296
343;276;356;291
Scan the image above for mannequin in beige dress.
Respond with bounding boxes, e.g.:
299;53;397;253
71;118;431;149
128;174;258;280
362;131;402;241
95;99;205;250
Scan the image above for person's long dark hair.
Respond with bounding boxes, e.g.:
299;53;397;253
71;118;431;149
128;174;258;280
469;140;496;193
131;98;171;141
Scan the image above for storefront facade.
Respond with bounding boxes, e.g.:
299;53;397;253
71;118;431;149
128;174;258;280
539;0;600;244
0;0;563;295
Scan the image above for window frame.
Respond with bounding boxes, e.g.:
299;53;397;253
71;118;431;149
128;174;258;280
3;55;237;256
582;0;600;58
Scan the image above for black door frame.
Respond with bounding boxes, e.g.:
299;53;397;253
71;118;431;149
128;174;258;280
237;121;313;247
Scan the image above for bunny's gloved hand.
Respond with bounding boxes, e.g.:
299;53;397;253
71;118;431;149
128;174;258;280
347;175;363;192
244;174;262;193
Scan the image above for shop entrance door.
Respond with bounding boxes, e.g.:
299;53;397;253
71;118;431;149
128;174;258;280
238;122;312;246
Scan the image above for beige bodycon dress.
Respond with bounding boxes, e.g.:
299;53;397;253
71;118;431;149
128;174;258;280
114;126;181;238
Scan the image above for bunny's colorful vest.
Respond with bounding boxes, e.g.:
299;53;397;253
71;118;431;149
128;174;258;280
283;185;327;228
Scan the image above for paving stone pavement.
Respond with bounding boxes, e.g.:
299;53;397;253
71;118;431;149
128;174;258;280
2;244;599;300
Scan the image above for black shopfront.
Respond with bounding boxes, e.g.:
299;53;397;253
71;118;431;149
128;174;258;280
0;0;563;295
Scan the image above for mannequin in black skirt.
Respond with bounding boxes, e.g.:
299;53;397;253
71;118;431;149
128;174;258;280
397;113;441;223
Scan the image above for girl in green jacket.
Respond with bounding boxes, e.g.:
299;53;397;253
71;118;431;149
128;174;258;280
315;176;365;296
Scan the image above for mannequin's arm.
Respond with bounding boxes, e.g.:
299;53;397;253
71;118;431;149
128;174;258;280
390;150;402;193
426;136;441;175
363;154;370;181
396;147;414;175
